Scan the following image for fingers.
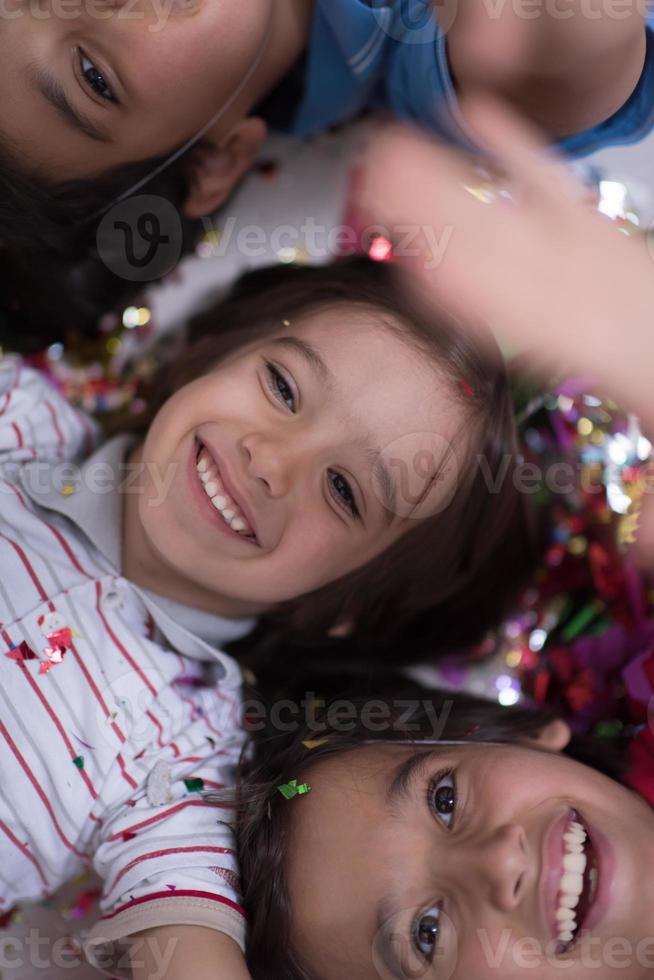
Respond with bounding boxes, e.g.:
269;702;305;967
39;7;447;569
460;96;586;204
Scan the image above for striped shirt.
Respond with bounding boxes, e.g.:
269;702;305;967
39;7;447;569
0;357;254;976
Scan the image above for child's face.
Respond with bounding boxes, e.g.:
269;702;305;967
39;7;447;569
286;740;654;980
132;307;466;617
0;0;273;179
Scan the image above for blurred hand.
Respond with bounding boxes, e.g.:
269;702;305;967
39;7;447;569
358;99;654;557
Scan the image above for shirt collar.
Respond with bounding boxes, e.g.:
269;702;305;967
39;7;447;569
18;435;255;665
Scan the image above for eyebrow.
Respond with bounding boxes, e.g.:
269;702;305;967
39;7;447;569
269;335;399;526
376;750;440;979
387;748;438;809
30;65;113;144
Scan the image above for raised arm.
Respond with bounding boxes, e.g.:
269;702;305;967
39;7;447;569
359;101;654;428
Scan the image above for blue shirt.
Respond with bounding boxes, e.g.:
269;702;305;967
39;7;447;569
290;0;654;160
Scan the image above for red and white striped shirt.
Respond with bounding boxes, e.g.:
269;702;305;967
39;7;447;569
0;357;253;975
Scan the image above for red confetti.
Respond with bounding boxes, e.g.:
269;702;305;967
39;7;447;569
460;381;475;398
121;831;137;842
209;867;241;892
70;888;102;919
5;641;38;663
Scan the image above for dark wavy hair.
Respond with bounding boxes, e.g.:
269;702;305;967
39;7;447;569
0;145;203;349
235;682;628;980
131;256;535;678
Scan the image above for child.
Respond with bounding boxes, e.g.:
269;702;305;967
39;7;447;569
238;687;654;980
0;258;523;978
3;0;654;339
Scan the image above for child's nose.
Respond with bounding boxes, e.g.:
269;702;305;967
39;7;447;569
453;823;529;913
240;431;297;498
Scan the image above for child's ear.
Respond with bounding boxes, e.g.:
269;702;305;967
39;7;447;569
182;116;268;220
522;719;572;753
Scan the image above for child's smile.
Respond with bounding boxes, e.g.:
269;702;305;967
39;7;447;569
285;741;654;980
122;305;468;618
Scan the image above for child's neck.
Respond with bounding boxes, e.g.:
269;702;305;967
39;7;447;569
500;29;647;139
121;445;270;620
247;0;315;110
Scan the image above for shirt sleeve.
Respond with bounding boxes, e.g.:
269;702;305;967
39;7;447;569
84;679;247;979
0;356;99;469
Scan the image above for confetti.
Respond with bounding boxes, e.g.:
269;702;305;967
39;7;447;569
183;777;205;792
72;756;85;769
277;779;311;800
302;739;328;750
5;641;38;663
146;761;173;806
61;483;77;497
121;831;137;842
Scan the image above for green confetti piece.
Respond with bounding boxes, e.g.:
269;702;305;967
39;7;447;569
561;600;604;642
594;720;623;739
72;756;84;769
183;778;205;792
277;779;311;800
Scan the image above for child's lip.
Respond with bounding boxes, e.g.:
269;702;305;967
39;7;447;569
580;817;614;934
193;437;262;546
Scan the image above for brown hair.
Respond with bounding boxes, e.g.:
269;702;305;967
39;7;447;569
136;257;533;675
235;683;627;980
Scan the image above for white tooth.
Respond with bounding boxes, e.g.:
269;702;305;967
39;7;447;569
222;509;236;521
564;842;584;854
556;907;576;923
560;873;583;896
211;495;229;511
559;931;574;943
231;518;248;532
560;892;580;909
199;469;211;484
563;852;587;875
205;481;219;497
570;821;585;836
564;827;585;845
198;457;209;473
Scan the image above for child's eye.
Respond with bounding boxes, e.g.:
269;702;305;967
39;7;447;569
79;51;115;102
328;470;360;520
413;905;442;959
264;361;361;520
265;362;296;412
427;770;457;829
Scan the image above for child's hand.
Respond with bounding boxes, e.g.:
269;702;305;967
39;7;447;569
129;926;253;980
359;98;654;560
359;99;654;422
